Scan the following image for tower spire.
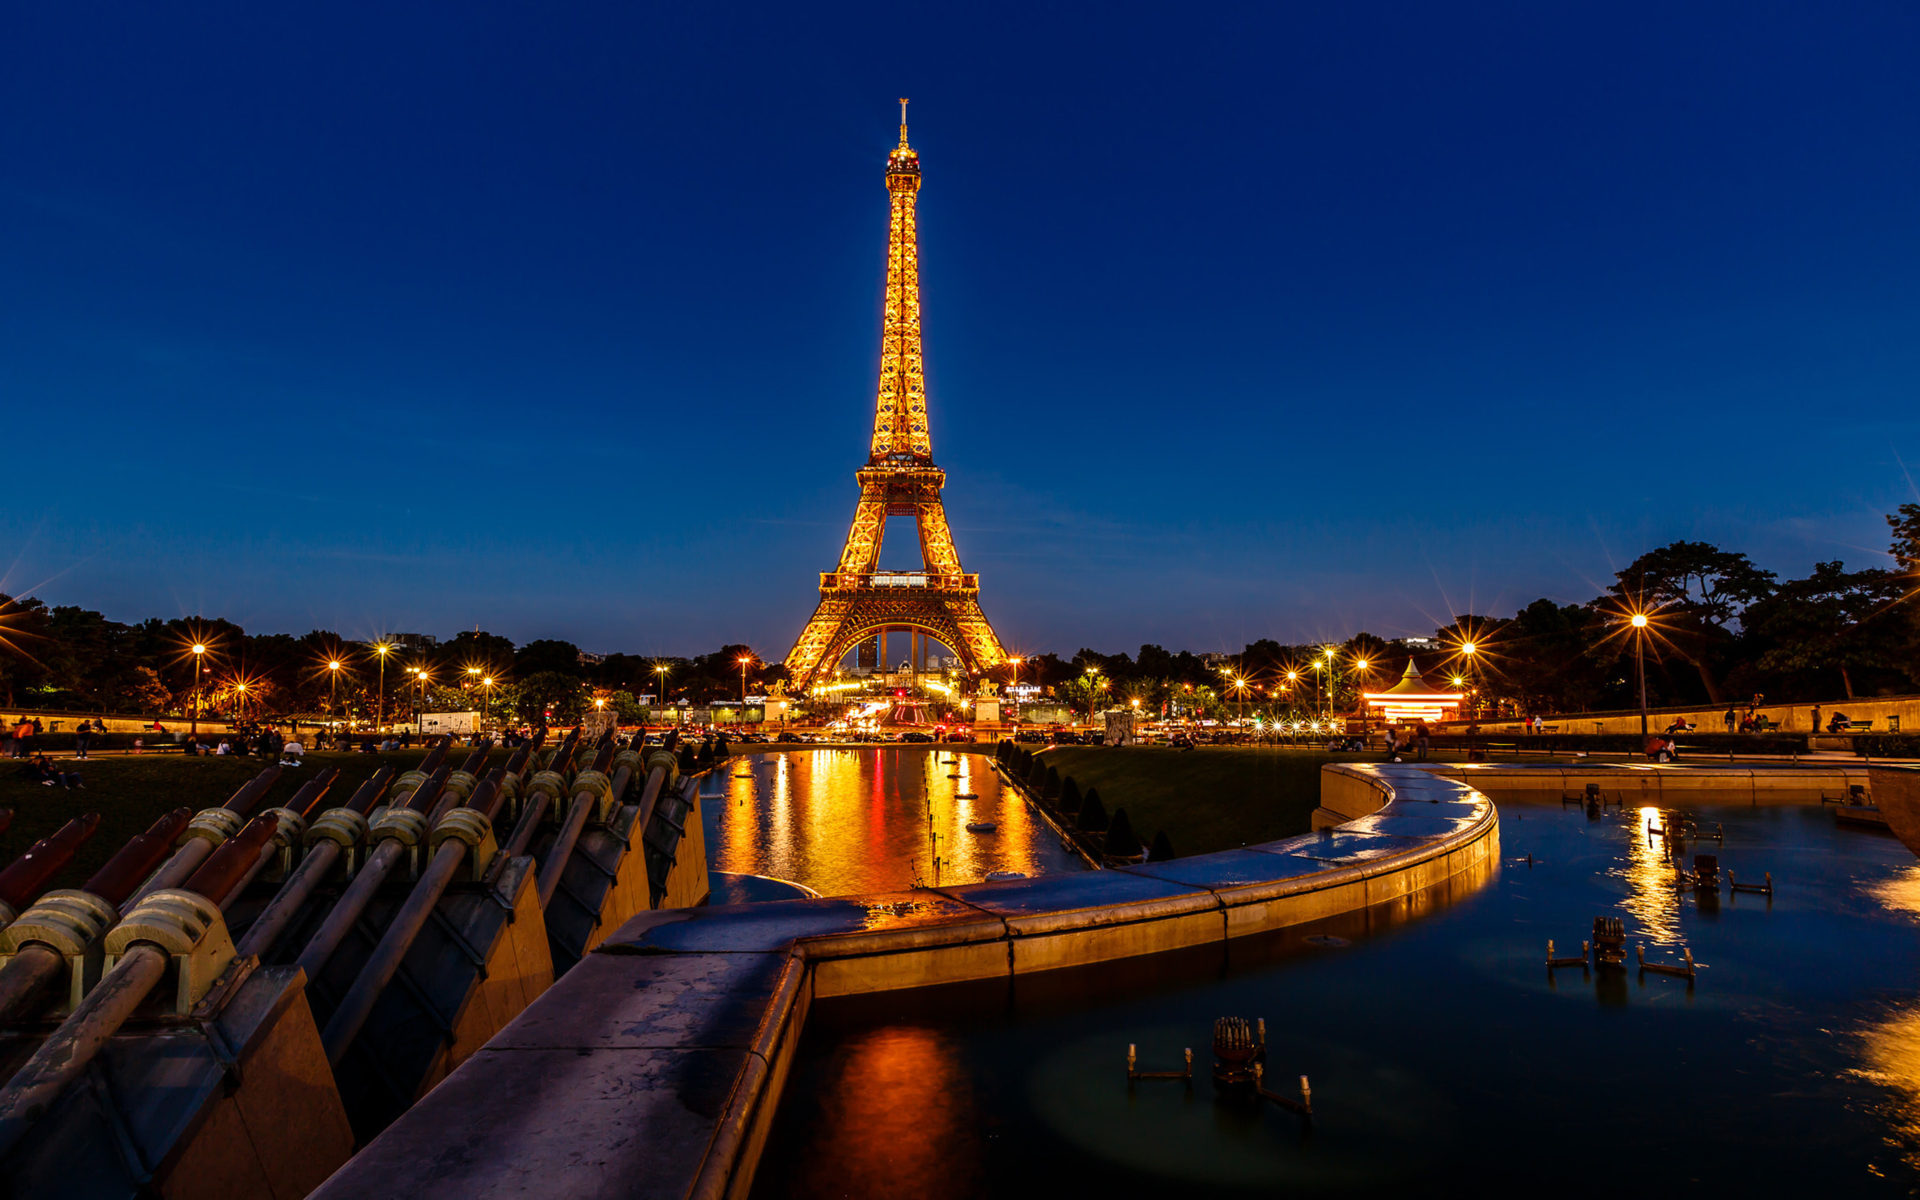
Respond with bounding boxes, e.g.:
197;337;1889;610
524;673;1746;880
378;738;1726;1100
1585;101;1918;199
873;101;927;462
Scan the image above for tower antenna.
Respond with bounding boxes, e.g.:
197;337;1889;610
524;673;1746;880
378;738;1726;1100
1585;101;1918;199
898;97;909;145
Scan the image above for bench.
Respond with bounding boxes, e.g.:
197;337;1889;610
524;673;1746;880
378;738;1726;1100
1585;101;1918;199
1845;720;1874;733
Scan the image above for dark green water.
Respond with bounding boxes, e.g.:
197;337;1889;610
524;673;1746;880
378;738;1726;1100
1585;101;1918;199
754;801;1920;1197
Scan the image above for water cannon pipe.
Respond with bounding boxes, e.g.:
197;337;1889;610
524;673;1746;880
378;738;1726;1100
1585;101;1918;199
500;732;582;860
0;810;186;1025
183;815;281;909
0;814;101;917
82;809;193;907
535;742;620;910
320;769;511;1063
127;765;286;907
292;766;452;983
233;767;396;961
0;815;280;1159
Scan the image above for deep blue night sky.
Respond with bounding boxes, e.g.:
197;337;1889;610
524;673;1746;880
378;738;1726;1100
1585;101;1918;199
4;3;1918;657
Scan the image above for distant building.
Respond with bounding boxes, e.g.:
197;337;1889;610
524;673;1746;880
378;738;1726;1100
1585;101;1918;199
1363;659;1463;724
578;651;606;666
391;633;438;653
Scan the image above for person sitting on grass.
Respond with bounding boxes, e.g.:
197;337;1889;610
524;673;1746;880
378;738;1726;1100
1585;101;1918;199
280;738;305;765
20;754;81;789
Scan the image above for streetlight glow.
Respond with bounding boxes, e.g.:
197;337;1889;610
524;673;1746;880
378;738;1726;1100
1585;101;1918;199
1631;613;1649;628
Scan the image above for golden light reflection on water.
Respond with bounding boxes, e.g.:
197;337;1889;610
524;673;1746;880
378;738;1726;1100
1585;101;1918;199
708;749;1084;897
793;1025;981;1200
1611;806;1683;945
1856;1007;1920;1172
1868;865;1920;919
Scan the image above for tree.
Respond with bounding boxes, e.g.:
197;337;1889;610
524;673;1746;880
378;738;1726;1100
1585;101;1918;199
1498;600;1611;714
1743;562;1911;698
1607;541;1777;703
515;672;587;724
515;639;584;679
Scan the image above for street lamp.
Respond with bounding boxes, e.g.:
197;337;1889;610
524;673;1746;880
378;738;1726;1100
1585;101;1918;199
738;655;753;705
653;664;670;708
482;676;495;726
1630;612;1650;736
374;643;391;733
1007;657;1024;723
327;659;342;729
190;643;207;735
1351;658;1372;735
1458;641;1478;718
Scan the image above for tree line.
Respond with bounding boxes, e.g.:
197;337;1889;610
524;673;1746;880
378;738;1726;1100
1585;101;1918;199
0;602;785;726
1005;509;1920;718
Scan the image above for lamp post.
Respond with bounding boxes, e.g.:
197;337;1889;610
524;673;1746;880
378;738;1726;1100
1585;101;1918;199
327;659;341;729
1082;666;1101;726
1007;657;1023;723
190;644;206;735
232;680;247;721
482;676;495;727
374;643;391;733
738;655;753;705
1630;613;1650;736
1458;641;1478;719
1352;658;1372;736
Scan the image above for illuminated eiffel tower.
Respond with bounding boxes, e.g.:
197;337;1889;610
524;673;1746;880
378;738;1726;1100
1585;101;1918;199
782;101;1008;693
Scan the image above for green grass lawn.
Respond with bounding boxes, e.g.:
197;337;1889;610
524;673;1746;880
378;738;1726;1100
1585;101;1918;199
1033;746;1377;856
1033;744;1840;857
0;749;510;891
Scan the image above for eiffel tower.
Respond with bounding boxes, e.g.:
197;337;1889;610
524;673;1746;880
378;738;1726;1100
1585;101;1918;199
782;101;1009;693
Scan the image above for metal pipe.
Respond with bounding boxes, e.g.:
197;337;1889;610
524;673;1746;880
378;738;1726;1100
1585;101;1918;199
182;815;281;908
0;814;276;1160
223;769;344;902
126;766;286;907
319;770;510;1064
535;743;617;908
82;809;194;907
280;767;341;819
500;731;581;860
292;767;450;984
0;809;190;1025
0;942;168;1159
234;768;395;961
0;814;101;915
426;741;495;826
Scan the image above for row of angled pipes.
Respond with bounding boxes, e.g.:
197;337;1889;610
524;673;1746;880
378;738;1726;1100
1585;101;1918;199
0;724;672;1160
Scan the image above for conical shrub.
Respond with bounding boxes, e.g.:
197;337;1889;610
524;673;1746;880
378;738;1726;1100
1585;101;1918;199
1077;788;1109;833
1105;807;1143;859
1148;831;1175;862
1027;759;1047;790
1057;777;1083;815
1042;766;1061;799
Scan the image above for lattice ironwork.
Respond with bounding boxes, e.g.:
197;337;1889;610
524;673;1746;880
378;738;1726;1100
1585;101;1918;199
786;102;1007;691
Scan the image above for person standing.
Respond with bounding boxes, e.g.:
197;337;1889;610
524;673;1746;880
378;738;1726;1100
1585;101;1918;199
1811;705;1822;735
74;719;92;760
1415;721;1431;761
13;716;34;759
